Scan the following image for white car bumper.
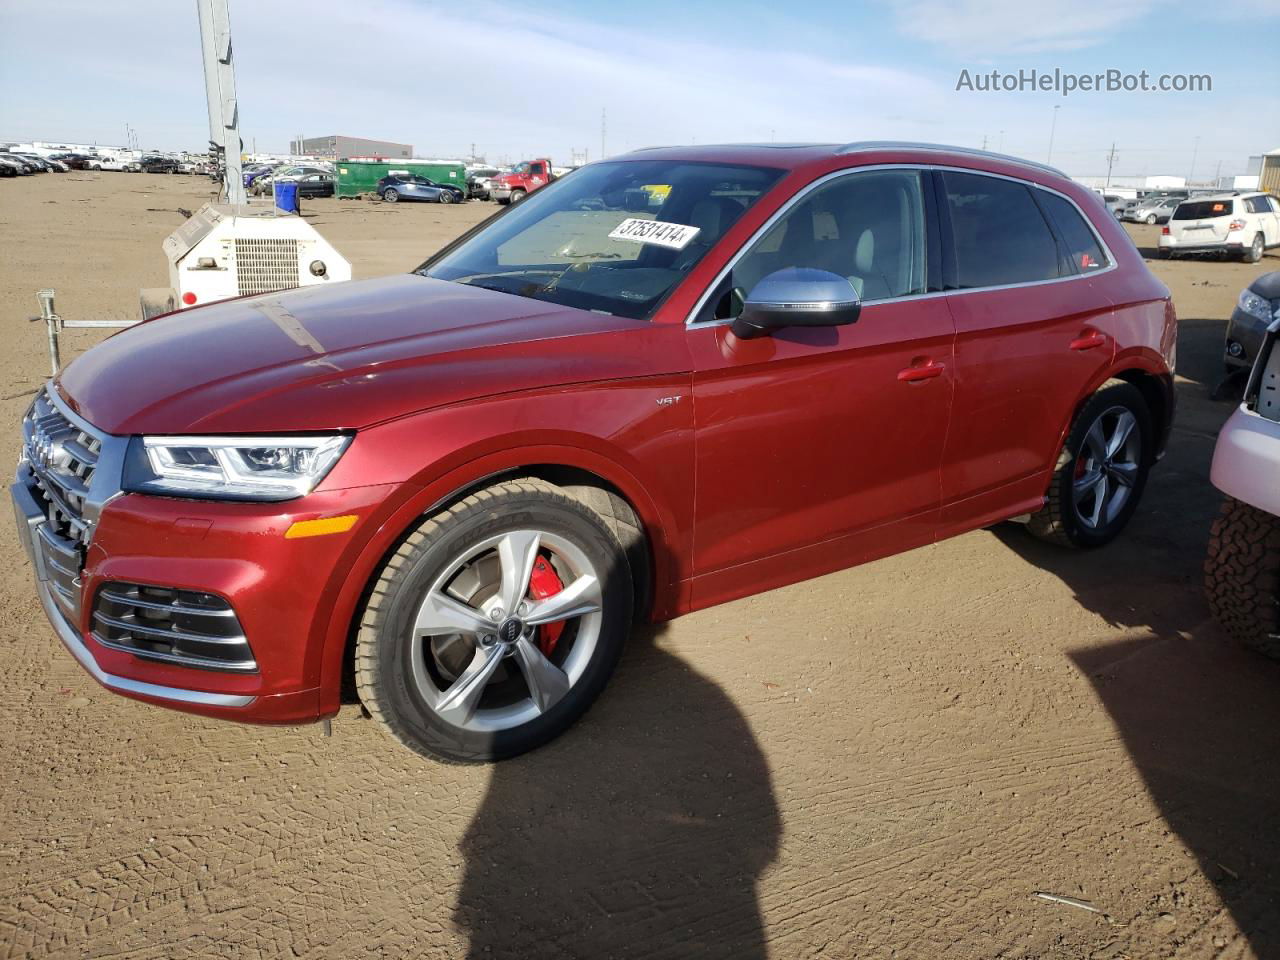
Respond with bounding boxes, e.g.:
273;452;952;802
1211;405;1280;516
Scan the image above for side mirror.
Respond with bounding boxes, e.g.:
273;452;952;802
731;267;862;340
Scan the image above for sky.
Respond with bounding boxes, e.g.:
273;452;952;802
1;0;1277;180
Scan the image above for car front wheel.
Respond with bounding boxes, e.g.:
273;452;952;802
1028;380;1152;548
438;190;455;204
509;188;527;204
356;478;633;762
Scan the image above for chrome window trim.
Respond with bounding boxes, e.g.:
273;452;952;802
684;163;1118;328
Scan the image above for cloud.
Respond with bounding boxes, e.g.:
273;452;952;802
885;0;1158;54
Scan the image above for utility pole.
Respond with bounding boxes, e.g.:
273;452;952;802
1188;136;1200;186
998;130;1005;152
1104;142;1118;189
1046;105;1060;164
601;108;607;161
981;133;988;150
196;0;245;204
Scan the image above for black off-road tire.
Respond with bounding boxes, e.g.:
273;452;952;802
355;478;633;762
1027;379;1153;548
1205;497;1280;660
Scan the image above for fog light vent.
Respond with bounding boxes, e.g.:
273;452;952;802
92;582;257;672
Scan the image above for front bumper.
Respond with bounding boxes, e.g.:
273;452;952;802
1224;308;1271;369
1211;406;1280;516
12;462;396;725
490;184;513;201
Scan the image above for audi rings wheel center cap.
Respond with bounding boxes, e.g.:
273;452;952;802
498;617;524;644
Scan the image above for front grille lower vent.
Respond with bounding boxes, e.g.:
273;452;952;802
234;237;299;296
92;583;257;672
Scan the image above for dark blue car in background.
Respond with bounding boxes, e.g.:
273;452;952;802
376;174;465;204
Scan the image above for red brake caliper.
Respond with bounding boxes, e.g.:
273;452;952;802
528;555;566;656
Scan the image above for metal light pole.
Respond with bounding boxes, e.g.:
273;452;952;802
1187;136;1200;186
1047;105;1060;164
196;0;245;205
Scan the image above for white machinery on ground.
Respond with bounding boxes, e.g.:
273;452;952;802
34;0;352;371
140;202;351;318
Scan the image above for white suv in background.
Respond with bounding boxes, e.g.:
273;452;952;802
1160;192;1280;262
1206;310;1280;658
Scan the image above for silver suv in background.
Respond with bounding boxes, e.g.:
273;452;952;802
1161;192;1280;262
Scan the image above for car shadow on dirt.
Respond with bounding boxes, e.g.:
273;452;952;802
990;437;1280;954
452;624;780;959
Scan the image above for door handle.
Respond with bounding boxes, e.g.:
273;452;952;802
1070;331;1108;351
897;360;946;383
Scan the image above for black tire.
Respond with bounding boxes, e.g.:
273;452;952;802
1205;497;1280;660
1145;214;1157;225
438;190;454;204
510;188;527;204
383;187;399;203
1246;233;1264;264
1027;379;1153;548
356;478;633;762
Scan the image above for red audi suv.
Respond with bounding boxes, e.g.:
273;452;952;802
13;142;1176;761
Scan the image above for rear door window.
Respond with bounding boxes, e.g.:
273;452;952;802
1173;199;1234;220
1037;191;1109;272
943;172;1062;288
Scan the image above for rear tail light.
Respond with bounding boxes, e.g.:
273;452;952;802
1161;226;1170;235
1228;219;1246;232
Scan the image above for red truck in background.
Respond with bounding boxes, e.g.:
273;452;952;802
490;157;555;204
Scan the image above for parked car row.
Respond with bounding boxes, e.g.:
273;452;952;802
0;152;69;175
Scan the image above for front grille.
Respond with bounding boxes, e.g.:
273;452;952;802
22;387;101;547
234;237;299;296
92;582;257;672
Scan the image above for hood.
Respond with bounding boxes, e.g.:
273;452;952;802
1249;271;1280;301
57;274;677;435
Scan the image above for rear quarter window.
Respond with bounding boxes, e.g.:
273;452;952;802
1173;199;1235;220
1037;191;1110;272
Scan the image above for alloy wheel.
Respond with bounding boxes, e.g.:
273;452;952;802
409;529;603;732
1071;406;1142;530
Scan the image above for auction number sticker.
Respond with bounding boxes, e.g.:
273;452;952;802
608;218;701;250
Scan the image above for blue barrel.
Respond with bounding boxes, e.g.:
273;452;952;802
273;180;299;213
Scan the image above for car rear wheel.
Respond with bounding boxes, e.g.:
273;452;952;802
1246;233;1265;264
356;478;632;762
382;187;399;203
1206;497;1280;660
510;188;527;204
1028;380;1152;548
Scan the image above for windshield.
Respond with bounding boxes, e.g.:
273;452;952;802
421;160;784;320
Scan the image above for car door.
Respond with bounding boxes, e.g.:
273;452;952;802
937;171;1117;535
687;167;955;607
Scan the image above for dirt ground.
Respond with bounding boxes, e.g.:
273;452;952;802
1;173;1278;960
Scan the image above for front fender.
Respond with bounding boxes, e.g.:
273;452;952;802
312;379;694;714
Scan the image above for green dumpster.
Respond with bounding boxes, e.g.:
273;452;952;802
335;159;468;198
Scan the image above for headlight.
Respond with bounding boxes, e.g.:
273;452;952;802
1238;290;1273;322
123;434;351;501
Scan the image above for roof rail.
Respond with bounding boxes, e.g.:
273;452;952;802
836;141;1068;178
